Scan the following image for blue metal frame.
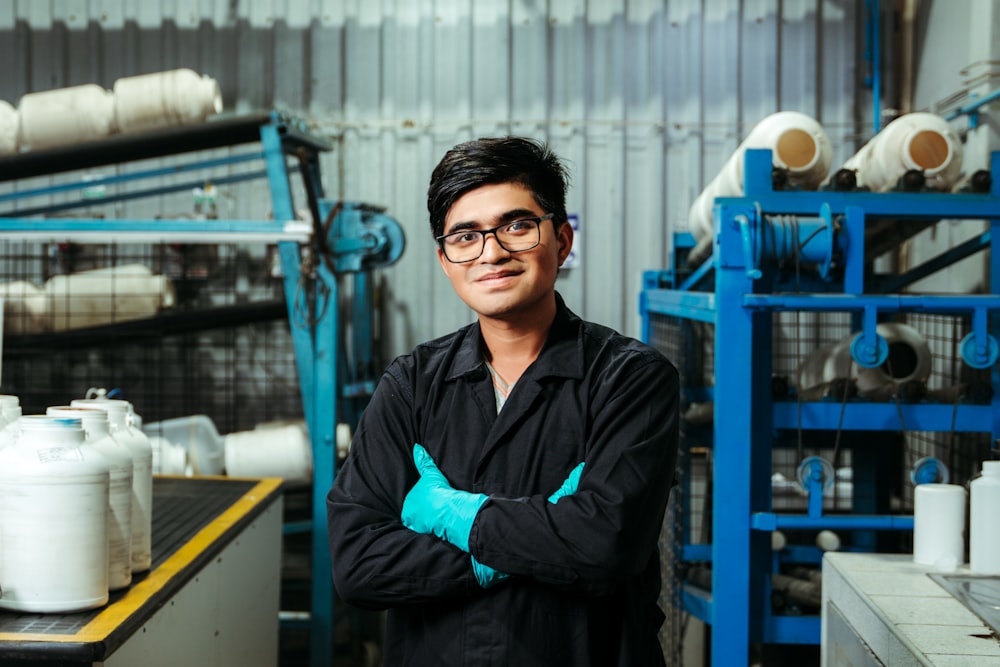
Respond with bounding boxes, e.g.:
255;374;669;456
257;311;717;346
640;148;1000;664
0;113;404;667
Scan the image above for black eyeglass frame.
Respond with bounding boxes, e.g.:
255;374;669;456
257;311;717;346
436;213;556;264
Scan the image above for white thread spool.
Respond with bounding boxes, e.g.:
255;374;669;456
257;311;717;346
688;111;833;243
113;69;222;134
17;84;116;152
0;100;17;155
839;112;963;192
913;483;966;571
224;421;313;483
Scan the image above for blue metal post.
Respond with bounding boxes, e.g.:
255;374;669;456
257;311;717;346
260;121;336;667
712;202;774;662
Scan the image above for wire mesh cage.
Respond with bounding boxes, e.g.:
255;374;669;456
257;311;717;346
0;239;303;436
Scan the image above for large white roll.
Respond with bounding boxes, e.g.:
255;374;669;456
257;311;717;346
797;322;931;396
113;69;222;134
913;483;966;571
688;111;833;243
0;100;17;155
839;112;963;192
17;84;116;152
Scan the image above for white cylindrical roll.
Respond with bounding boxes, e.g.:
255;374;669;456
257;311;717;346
113;69;223;134
224;422;313;483
17;84;116;152
809;323;931;396
0;281;49;335
44;264;175;332
688;111;833;242
839;112;963;192
0;100;18;155
913;483;966;570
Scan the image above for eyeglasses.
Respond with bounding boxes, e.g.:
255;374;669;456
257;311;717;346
436;214;554;263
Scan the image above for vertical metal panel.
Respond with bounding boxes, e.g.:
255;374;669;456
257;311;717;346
0;0;870;356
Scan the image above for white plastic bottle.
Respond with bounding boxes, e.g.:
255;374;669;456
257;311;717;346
48;406;134;590
0;415;110;612
970;460;1000;575
0;394;22;450
72;398;153;573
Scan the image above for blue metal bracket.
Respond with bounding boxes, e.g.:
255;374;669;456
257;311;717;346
960;307;1000;368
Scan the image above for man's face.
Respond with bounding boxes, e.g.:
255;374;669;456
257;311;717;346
437;182;573;322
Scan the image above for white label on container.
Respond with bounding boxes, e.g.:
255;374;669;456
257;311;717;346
37;447;84;463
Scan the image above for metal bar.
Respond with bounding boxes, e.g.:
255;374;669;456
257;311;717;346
0;168;283;218
0;152;264;204
876;231;990;293
0;219;310;244
743;293;1000;313
0;112;276;182
677;254;715;291
773;401;994;432
945;87;1000;121
640;289;716;322
681;586;713;625
765;615;822;645
752;512;914;531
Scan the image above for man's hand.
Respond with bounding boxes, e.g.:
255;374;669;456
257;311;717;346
401;444;487;552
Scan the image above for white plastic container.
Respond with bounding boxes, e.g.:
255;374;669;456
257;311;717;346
72;398;153;573
45;264;175;332
970;461;1000;575
0;394;22;451
148;434;189;476
144;415;224;476
688;111;833;243
913;483;966;571
0;415;110;612
0;280;49;334
48;406;134;590
0;99;17;155
17;83;116;152
113;69;223;134
839;112;963;192
224;421;313;483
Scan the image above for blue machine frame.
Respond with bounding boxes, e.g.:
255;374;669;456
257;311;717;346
0;112;404;667
640;148;1000;664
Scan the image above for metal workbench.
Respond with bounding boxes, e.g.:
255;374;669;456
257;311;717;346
0;476;284;667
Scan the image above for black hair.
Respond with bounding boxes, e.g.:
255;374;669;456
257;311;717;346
426;136;570;238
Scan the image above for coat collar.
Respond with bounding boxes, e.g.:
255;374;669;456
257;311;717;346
446;292;585;383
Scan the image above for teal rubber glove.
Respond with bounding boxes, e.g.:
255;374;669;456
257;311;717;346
548;462;585;503
471;461;586;589
401;444;487;552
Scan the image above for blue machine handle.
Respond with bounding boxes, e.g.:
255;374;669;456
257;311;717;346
734;214;763;280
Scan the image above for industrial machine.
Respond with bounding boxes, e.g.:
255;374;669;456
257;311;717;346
0;111;405;666
641;147;1000;664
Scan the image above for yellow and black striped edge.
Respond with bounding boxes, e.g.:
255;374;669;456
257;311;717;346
0;476;283;655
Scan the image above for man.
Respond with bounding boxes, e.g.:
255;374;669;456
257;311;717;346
327;136;678;666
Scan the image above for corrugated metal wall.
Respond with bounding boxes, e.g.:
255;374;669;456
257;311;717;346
0;0;866;356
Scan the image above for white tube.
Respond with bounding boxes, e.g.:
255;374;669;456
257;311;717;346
0;100;17;155
798;322;931;396
688;111;833;242
838;112;963;192
17;84;116;152
113;69;223;134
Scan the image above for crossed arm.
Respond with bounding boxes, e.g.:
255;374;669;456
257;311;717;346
327;355;678;609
